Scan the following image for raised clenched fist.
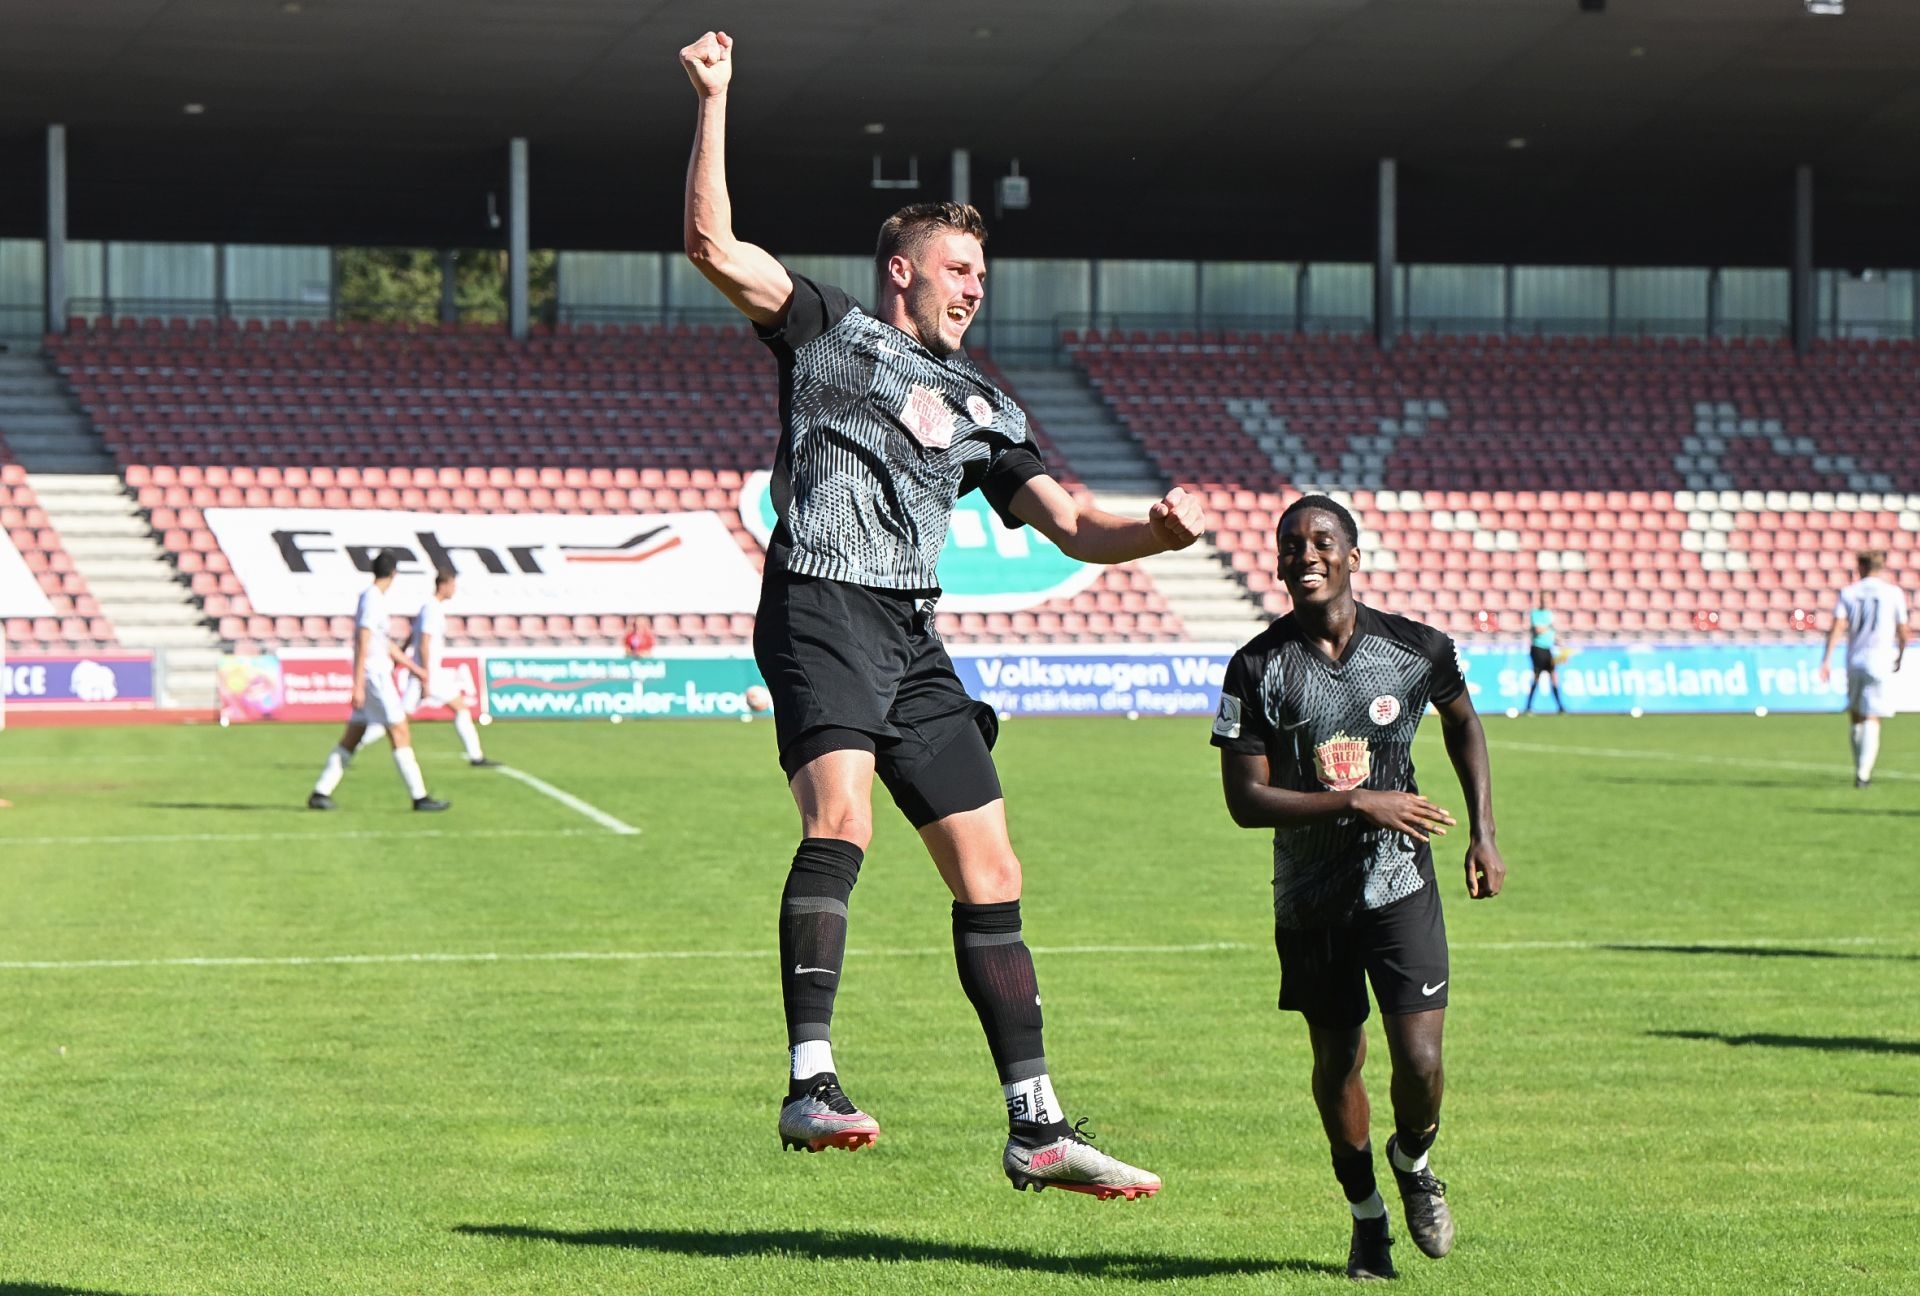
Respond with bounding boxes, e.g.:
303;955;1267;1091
680;31;734;98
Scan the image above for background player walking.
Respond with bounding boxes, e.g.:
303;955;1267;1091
681;29;1205;1200
1212;496;1505;1279
1817;549;1910;788
306;549;449;813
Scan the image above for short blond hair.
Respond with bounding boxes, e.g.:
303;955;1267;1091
1858;549;1886;574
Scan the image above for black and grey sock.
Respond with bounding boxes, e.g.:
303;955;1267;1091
779;836;862;1100
953;899;1062;1131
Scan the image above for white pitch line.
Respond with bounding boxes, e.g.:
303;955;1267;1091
492;764;640;835
1;827;602;847
1486;738;1916;782
0;936;1903;974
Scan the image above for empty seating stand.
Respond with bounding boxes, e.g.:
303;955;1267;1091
44;319;1182;651
1;452;117;653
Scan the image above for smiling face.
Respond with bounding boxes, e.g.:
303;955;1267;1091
891;230;984;358
1276;507;1360;610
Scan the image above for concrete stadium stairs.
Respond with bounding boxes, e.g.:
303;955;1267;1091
1;350;219;705
1000;364;1267;646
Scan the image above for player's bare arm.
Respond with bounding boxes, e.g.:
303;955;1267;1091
1435;690;1504;899
1817;612;1847;682
1009;476;1205;564
392;641;428;683
350;625;370;708
1220;750;1456;844
680;31;794;327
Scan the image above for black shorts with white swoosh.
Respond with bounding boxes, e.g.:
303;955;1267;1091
1272;878;1449;1030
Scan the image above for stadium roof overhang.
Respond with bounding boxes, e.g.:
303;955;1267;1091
1;0;1918;268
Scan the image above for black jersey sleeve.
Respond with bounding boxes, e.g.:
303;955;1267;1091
1210;646;1273;755
756;273;859;355
974;446;1049;529
1425;626;1467;706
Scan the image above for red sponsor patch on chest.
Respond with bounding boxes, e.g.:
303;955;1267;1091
901;384;956;449
1313;732;1372;792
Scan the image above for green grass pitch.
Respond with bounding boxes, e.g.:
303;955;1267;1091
1;711;1915;1294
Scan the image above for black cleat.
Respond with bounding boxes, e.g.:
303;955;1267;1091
1855;776;1871;789
1347;1212;1397;1281
412;795;451;812
469;757;501;768
1386;1135;1454;1259
307;792;334;811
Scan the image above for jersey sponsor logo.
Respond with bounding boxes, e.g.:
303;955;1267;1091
966;394;995;427
1369;694;1401;725
1313;731;1372;792
901;383;957;450
1213;693;1243;739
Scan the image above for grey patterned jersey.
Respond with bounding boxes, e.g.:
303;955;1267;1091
1212;604;1467;930
756;274;1047;593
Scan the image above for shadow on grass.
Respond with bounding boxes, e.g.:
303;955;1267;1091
0;1285;154;1295
1651;1029;1920;1056
137;802;307;813
1601;943;1917;962
453;1224;1336;1280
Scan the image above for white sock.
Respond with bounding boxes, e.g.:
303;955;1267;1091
1350;1191;1387;1221
1002;1072;1062;1126
392;746;428;800
1859;720;1881;782
314;745;352;795
790;1039;835;1081
453;710;485;761
1390;1140;1430;1175
356;723;387;752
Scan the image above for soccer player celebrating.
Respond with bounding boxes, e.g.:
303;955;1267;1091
1817;549;1909;788
307;549;449;812
1211;496;1505;1279
680;30;1204;1199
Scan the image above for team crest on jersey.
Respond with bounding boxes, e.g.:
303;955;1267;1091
1369;695;1401;725
966;394;995;427
1314;731;1371;792
901;384;956;449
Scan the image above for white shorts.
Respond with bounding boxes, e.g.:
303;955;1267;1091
1847;668;1894;719
402;669;471;714
351;671;406;728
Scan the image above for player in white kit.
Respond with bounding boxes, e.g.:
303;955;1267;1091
360;569;494;766
307;549;450;811
1817;549;1910;788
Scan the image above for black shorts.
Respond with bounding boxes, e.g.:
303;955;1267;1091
1530;646;1555;673
1274;879;1449;1030
753;571;1002;828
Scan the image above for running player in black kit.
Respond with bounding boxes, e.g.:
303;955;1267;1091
1212;496;1506;1278
680;30;1205;1199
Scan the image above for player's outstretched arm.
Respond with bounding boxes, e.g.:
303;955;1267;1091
680;31;793;327
1436;691;1504;898
1009;477;1205;564
1220;750;1456;841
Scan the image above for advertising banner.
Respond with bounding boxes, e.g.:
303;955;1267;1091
202;508;760;617
950;645;1232;717
218;649;484;723
1455;642;1907;715
0;531;54;617
1;651;156;709
481;651;768;720
739;471;1102;612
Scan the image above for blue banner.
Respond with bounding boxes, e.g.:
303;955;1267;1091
1455;642;1883;715
1;652;157;708
950;646;1231;717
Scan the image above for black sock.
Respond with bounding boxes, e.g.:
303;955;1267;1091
1394;1120;1438;1164
779;837;862;1098
1552;682;1565;711
1331;1143;1378;1205
952;900;1050;1119
1525;678;1539;712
